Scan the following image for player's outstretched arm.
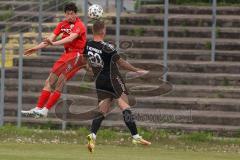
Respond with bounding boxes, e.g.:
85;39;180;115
116;58;149;76
117;58;142;72
24;34;57;56
44;33;78;46
117;58;149;76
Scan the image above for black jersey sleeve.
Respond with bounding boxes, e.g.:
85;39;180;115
104;43;120;62
111;50;120;62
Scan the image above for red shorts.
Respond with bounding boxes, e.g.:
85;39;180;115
51;50;86;80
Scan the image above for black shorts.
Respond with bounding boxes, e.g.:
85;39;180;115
95;74;128;103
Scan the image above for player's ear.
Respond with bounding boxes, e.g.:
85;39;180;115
101;28;106;37
103;27;106;34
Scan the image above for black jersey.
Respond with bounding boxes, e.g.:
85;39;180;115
84;40;128;101
84;40;121;79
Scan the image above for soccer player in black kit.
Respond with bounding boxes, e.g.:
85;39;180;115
84;20;151;153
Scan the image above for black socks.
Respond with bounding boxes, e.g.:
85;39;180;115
122;109;138;136
90;114;105;135
90;109;138;136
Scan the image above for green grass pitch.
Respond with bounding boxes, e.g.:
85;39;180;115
0;143;239;160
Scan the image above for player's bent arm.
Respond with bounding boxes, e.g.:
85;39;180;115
85;62;93;72
24;34;57;55
33;34;57;49
116;58;141;72
33;42;48;50
48;33;58;42
85;62;94;76
51;33;78;46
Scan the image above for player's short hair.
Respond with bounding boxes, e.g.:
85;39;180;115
64;2;78;13
92;20;105;35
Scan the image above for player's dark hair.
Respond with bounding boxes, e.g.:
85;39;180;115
64;2;78;13
92;20;105;35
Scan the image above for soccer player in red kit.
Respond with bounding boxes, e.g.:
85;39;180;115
21;3;86;117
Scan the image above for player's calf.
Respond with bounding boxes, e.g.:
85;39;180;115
87;113;105;153
33;74;66;118
122;108;151;146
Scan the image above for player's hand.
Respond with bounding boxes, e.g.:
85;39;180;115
43;38;53;45
24;48;37;56
136;70;149;76
126;70;149;79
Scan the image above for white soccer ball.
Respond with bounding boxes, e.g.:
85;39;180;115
88;4;104;19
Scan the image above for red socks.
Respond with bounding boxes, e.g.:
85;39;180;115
36;90;61;110
36;90;51;108
45;91;61;110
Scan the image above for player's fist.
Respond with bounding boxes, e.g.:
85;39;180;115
24;48;37;56
136;70;149;76
126;70;149;79
43;38;53;45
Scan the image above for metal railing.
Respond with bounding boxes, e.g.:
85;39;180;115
163;0;168;81
0;33;6;126
211;0;217;62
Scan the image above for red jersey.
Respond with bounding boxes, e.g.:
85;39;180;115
53;17;86;52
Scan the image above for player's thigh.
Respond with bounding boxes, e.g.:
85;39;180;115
48;72;58;84
117;93;130;110
51;53;68;76
65;66;81;80
98;98;113;114
52;52;85;76
64;52;86;80
44;72;58;90
55;73;67;92
96;89;115;113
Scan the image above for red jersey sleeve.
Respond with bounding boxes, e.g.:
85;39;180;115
53;22;62;36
